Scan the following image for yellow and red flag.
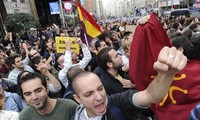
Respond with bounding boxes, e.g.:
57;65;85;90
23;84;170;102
76;0;102;39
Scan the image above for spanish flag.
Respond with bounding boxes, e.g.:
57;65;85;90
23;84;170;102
76;0;102;39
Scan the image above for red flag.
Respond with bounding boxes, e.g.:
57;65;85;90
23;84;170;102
76;0;102;39
129;13;172;91
154;60;200;119
129;13;200;120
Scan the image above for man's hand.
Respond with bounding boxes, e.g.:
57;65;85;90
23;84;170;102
35;62;49;76
75;38;83;46
120;79;135;88
153;46;187;75
65;39;71;50
22;42;28;49
135;47;187;106
137;15;150;25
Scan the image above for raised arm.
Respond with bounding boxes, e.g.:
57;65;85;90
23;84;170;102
135;46;187;107
75;38;92;68
22;43;30;65
58;40;72;88
36;62;61;92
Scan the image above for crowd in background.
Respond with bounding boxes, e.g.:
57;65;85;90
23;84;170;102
0;13;199;120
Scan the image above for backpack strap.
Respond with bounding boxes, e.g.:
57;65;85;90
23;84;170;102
63;90;74;98
12;93;23;111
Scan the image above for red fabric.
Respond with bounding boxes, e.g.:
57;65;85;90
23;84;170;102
129;13;200;120
129;13;172;90
154;60;200;120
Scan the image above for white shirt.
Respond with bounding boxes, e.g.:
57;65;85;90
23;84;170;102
0;110;19;120
58;44;92;88
83;109;102;120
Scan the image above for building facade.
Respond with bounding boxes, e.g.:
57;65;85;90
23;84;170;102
95;0;104;17
1;0;200;34
0;0;37;21
0;0;37;36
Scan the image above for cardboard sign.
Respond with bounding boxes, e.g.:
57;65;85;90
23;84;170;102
55;37;80;54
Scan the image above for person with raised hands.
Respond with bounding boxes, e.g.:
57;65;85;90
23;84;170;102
71;46;187;120
56;38;92;89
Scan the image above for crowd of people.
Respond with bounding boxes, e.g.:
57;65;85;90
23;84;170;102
0;12;200;120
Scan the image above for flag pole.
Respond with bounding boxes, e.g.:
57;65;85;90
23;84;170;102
84;33;89;47
59;0;65;27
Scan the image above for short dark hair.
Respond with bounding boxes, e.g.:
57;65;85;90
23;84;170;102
98;31;110;40
109;31;117;41
97;47;112;70
72;71;94;94
171;35;192;59
17;72;47;99
5;53;21;69
67;65;84;85
95;40;104;51
29;56;41;72
124;31;132;37
54;53;64;71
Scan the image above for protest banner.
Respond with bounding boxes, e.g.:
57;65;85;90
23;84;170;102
55;37;80;54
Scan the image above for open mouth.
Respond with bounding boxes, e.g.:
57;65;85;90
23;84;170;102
95;102;106;113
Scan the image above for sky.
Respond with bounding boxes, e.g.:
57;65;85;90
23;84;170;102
102;0;109;7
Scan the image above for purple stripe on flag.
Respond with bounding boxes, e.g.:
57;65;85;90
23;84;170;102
80;22;93;45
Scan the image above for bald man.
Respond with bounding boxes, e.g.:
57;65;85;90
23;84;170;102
71;46;187;120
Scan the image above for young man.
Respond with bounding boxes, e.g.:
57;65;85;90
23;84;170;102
71;46;187;120
6;53;34;84
17;72;77;120
95;47;134;95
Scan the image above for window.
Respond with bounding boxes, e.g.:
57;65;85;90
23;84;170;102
11;0;17;2
20;0;25;3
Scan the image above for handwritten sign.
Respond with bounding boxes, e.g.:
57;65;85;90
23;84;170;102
55;37;80;54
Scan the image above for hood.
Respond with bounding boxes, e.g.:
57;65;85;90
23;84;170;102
73;104;85;120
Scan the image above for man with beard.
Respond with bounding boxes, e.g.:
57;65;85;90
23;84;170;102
71;46;187;120
17;72;77;120
96;47;135;95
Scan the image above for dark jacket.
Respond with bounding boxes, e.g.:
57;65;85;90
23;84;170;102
73;89;148;120
2;78;17;93
98;69;129;95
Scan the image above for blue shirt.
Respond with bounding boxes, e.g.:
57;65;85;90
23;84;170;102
4;91;24;112
7;65;34;84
